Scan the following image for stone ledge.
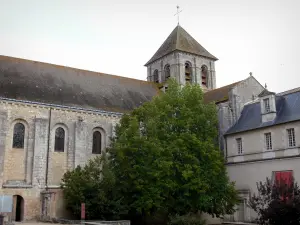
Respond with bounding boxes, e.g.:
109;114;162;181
2;184;32;188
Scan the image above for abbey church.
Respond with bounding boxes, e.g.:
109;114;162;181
0;24;299;223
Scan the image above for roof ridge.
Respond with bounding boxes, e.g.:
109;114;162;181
277;87;300;96
205;80;242;94
176;25;180;49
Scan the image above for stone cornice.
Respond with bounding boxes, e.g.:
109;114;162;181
0;97;123;118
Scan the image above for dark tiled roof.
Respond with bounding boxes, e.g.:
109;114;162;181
0;55;159;113
145;25;218;66
203;81;241;104
225;90;300;135
258;89;275;97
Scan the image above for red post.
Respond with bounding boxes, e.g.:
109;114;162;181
81;203;85;220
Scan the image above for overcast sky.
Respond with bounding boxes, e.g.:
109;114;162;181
1;0;299;93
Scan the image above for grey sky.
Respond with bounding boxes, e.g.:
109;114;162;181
1;0;299;93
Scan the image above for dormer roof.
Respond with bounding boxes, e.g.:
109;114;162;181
258;89;276;97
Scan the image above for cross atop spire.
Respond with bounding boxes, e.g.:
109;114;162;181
174;5;183;25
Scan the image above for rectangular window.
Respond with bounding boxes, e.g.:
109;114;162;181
263;98;270;113
287;128;296;147
236;138;243;155
265;132;272;150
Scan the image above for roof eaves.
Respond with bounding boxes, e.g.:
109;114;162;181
225;118;300;136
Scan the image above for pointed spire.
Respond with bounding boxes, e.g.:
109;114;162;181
265;83;267;89
145;25;218;66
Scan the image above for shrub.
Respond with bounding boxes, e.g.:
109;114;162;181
249;177;300;225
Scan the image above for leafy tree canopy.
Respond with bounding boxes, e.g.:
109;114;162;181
62;79;238;224
109;79;238;221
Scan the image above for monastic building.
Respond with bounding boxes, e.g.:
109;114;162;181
0;24;299;224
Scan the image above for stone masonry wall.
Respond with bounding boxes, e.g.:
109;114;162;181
0;99;121;220
146;52;216;91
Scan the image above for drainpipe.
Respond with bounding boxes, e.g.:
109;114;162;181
225;135;228;162
45;108;52;191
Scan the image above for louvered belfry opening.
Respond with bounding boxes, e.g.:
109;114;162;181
201;65;208;87
185;62;192;84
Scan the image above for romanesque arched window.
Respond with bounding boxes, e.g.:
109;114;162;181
54;127;65;152
201;65;208;87
92;131;102;154
164;64;170;81
185;62;192;84
153;70;159;83
12;123;25;149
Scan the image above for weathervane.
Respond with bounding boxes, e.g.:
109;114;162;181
174;5;183;25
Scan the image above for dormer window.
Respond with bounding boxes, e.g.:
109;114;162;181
263;98;270;113
258;89;277;123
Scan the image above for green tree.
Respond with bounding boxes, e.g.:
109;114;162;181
61;156;126;220
109;79;238;223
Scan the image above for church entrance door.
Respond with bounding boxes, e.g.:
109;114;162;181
12;195;24;221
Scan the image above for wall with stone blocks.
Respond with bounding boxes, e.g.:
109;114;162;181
0;100;121;220
146;52;216;90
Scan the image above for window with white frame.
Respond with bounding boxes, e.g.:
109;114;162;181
263;98;270;113
287;128;296;147
236;138;243;155
265;132;272;150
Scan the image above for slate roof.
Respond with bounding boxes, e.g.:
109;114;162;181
203;81;242;104
145;25;218;66
225;89;300;135
0;55;159;113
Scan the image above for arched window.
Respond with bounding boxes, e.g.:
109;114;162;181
13;123;25;148
92;131;102;154
54;127;65;152
201;65;208;87
185;62;192;84
153;70;159;83
164;64;170;81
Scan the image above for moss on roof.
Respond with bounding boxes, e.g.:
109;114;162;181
0;55;159;113
203;81;241;104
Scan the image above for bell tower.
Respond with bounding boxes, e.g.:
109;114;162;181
144;25;218;92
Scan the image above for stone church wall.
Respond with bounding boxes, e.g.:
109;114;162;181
146;52;216;90
0;99;121;220
229;76;264;123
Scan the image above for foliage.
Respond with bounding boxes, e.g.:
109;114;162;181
61;155;126;220
249;177;300;225
168;213;206;225
108;79;238;223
